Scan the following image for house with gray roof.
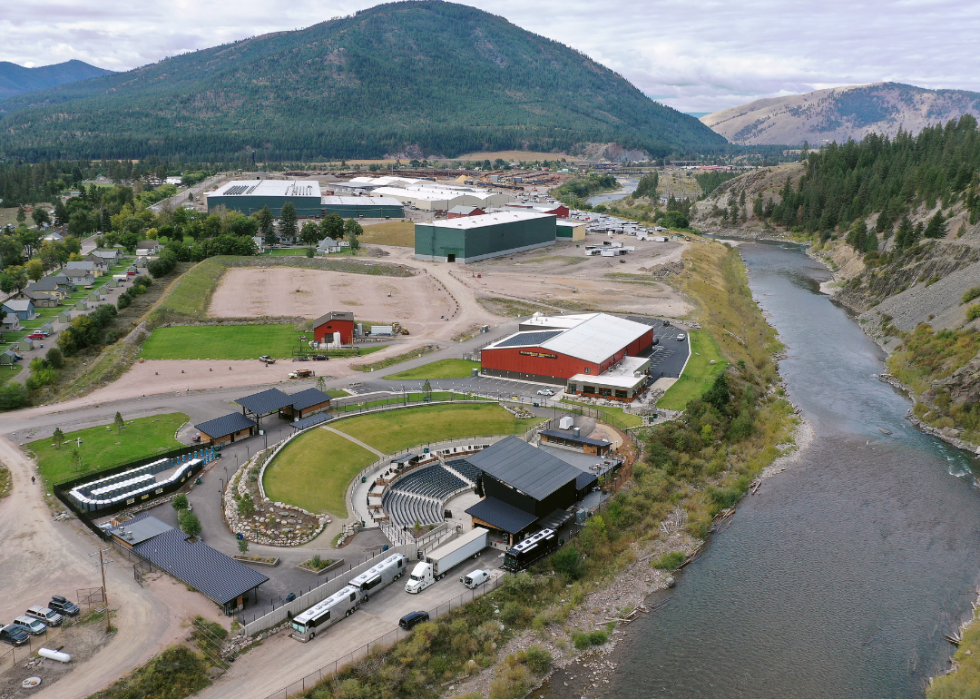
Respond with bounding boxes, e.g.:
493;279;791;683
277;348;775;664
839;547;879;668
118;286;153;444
2;299;34;320
63;268;95;285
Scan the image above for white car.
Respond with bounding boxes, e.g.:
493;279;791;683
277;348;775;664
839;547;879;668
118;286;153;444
536;388;555;396
677;333;686;342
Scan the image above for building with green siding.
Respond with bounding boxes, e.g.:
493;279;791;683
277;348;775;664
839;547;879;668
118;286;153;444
207;180;322;217
414;211;556;263
320;196;404;219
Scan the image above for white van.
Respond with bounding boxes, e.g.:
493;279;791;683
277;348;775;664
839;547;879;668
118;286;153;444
459;569;491;589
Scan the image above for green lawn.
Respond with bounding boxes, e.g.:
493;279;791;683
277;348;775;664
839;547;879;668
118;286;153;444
141;324;303;360
331;392;489;414
156;257;226;319
384;359;481;380
658;330;729;411
326;389;350;398
0;365;23;386
263;428;377;517
26;413;188;487
561;398;644;428
332;403;542;455
264;248;311;257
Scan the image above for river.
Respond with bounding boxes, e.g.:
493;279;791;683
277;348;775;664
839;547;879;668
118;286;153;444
542;241;980;698
586;178;638;206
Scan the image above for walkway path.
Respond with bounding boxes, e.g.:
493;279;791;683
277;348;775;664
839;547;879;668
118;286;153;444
321;425;385;457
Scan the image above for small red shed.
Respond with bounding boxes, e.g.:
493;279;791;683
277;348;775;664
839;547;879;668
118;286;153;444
313;311;355;345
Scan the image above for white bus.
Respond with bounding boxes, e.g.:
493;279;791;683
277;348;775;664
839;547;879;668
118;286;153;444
349;553;407;602
290;585;360;642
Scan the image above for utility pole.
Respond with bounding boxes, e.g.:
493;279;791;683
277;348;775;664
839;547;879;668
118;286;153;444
91;547;113;634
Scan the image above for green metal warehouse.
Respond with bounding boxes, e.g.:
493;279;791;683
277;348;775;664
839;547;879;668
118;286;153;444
207;180;322;217
414;211;556;263
320;196;404;219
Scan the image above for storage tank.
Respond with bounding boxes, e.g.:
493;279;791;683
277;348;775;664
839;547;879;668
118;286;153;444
38;648;71;663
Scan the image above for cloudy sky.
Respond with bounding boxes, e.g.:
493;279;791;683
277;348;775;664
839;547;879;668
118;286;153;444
2;0;978;113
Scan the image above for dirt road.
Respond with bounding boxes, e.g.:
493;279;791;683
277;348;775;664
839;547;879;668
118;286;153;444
0;438;226;698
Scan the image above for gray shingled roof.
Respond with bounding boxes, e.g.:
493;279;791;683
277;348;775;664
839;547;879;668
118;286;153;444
195;412;256;438
491;330;563;349
465;497;538;535
290;413;332;430
313;311;354;327
235;388;293;415
133;521;268;606
288;388;332;411
540;430;611;448
465;437;580;501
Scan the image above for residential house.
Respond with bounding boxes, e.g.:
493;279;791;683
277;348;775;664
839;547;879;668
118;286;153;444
63;268;95;286
82;255;110;274
1;299;34;320
135;240;161;255
91;249;122;264
25;278;69;302
16;289;59;308
66;261;97;274
166;176;183;186
1;314;20;332
316;239;350;255
42;231;65;243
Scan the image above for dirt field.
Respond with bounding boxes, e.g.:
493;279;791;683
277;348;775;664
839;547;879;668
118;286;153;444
459;236;692;316
208;268;454;332
454;150;569;162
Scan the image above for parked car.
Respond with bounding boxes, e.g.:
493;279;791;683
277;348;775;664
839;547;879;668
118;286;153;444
48;596;80;617
459;569;491;589
536;388;555;396
662;320;670;326
0;624;29;646
26;606;63;627
677;333;686;342
258;355;276;364
398;611;429;630
11;616;46;635
27;332;48;340
311;355;329;361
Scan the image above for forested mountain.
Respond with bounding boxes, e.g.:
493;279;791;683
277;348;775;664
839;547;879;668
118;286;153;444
702;83;980;146
0;1;724;162
0;60;113;100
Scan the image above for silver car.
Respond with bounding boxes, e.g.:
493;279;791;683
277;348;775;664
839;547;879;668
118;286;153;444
12;616;46;635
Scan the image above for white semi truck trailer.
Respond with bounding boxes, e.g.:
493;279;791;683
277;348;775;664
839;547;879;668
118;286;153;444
405;528;489;594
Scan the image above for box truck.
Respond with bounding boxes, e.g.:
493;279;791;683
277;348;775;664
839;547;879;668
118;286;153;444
405;528;489;594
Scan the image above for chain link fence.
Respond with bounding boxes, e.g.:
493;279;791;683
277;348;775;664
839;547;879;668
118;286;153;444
258;574;506;699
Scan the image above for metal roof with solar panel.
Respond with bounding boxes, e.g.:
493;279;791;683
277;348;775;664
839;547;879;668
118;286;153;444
489;330;564;349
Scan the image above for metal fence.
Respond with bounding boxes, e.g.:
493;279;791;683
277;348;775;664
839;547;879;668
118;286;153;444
241;544;417;637
258;574;506;699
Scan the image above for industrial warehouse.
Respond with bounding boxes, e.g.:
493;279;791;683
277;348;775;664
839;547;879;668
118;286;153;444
207;180;404;219
480;313;654;399
414;211;557;263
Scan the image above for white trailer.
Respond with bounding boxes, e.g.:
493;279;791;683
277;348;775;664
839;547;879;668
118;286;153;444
406;528;489;594
349;553;407;601
291;585;361;642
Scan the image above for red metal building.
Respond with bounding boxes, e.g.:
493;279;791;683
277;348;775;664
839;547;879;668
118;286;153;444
504;203;570;219
447;205;486;219
313;311;355;345
480;313;653;385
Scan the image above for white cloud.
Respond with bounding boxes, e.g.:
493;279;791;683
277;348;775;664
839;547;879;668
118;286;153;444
1;0;978;112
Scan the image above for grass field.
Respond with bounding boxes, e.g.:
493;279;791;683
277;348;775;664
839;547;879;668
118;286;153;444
155;257;226;319
360;221;414;247
141;324;303;360
658;330;728;410
332;403;541;454
0;365;23;387
264;248;311;256
263;428;376;517
27;413;188;486
560;398;644;428
384;359;481;380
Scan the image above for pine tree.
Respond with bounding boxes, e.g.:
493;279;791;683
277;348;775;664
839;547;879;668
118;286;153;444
280;201;297;241
923;210;948;239
895;214;914;250
52;427;64;449
114;411;125;432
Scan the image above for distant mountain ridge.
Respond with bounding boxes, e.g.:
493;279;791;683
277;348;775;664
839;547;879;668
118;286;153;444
702;82;980;145
0;59;114;100
0;1;724;162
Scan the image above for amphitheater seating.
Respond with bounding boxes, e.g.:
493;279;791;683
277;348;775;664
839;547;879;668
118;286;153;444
444;459;481;484
390;465;466;501
381;465;472;529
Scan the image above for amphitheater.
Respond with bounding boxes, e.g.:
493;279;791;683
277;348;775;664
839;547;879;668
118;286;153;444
379;458;484;529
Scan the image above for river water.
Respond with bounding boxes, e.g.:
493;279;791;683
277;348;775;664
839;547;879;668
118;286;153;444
586;178;638;206
544;241;980;698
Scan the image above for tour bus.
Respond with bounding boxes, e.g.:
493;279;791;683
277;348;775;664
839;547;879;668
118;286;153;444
290;585;360;642
502;528;559;572
348;553;407;602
